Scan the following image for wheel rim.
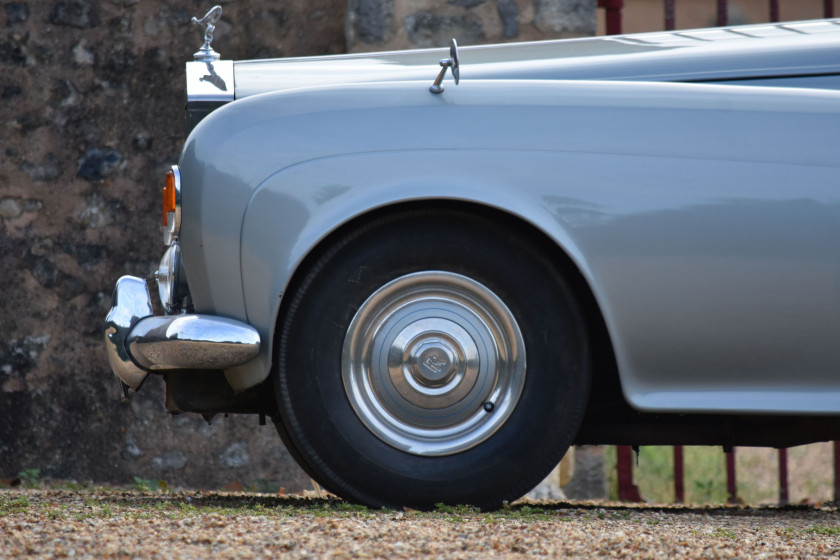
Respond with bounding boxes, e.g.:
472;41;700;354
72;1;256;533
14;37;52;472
342;271;526;456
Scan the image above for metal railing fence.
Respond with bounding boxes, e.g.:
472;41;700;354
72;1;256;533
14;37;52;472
597;0;836;35
617;443;840;504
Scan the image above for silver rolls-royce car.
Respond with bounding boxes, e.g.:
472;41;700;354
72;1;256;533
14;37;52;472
105;9;840;508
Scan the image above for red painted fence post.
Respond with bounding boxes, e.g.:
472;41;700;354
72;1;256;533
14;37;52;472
598;0;624;35
673;445;684;503
726;447;738;504
717;0;728;27
834;441;840;503
778;448;789;505
664;0;676;30
617;445;643;502
769;0;780;22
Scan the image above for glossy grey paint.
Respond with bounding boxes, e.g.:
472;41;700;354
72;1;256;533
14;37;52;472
180;78;840;415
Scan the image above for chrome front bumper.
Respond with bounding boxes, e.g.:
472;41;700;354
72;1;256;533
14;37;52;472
104;276;260;393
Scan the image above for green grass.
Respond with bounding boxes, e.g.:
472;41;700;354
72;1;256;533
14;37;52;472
18;469;40;489
714;528;738;539
805;525;840;536
0;495;30;514
132;477;170;493
493;504;555;522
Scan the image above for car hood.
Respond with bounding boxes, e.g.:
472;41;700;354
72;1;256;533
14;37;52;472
227;19;840;99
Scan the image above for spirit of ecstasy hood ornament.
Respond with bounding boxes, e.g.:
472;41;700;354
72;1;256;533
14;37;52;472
191;5;223;62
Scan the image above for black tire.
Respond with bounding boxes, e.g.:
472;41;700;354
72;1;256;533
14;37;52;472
274;208;590;509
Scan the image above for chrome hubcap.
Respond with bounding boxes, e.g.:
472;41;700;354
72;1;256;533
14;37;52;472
342;271;526;456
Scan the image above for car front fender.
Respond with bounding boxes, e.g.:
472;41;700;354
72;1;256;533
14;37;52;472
233;150;601;391
179;79;840;405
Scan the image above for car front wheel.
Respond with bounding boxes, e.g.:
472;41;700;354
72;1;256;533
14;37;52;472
274;208;590;509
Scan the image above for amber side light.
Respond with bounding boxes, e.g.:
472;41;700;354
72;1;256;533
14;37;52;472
162;170;176;226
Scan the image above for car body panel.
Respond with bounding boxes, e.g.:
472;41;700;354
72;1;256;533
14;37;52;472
179;77;840;414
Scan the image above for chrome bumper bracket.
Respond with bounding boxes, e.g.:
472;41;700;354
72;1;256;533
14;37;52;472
105;276;154;392
104;275;261;394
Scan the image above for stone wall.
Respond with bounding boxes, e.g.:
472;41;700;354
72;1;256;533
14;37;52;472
347;0;595;52
0;0;346;491
1;0;595;490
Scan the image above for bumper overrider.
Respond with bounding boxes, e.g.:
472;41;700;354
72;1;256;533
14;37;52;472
104;275;260;397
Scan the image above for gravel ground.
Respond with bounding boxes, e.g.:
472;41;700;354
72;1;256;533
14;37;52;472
2;489;840;558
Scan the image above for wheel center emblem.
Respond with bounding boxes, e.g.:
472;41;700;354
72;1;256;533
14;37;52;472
423;354;448;374
413;344;457;386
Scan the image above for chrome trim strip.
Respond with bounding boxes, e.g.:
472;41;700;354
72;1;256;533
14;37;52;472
127;315;260;371
104;276;153;390
186;60;234;103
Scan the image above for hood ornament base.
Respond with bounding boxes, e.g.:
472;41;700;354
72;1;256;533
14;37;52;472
192;5;223;62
